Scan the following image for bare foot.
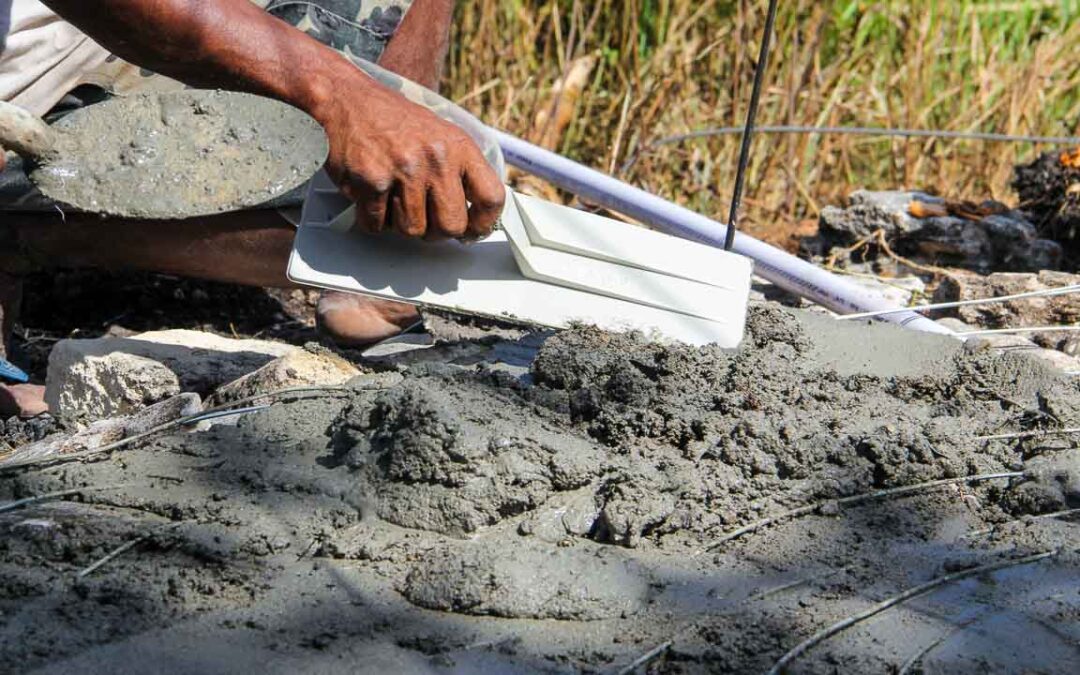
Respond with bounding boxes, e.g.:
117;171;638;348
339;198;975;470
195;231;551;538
0;384;48;418
316;292;421;347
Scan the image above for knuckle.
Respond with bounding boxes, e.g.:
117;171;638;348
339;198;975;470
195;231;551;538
344;155;393;193
425;140;448;171
390;147;422;179
478;187;506;210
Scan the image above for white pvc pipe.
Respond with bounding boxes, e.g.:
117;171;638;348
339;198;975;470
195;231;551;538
495;131;954;337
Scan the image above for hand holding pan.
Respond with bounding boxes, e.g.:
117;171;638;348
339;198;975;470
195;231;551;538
0;90;328;220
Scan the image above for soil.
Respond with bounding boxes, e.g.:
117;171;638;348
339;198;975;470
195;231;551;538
32;90;327;219
1013;151;1080;263
3;304;1079;674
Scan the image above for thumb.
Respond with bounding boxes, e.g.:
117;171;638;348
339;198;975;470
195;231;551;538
0;146;6;173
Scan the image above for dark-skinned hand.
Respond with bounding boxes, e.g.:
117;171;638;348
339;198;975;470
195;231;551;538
311;71;505;241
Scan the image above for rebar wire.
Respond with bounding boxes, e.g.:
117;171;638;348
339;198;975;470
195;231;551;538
837;284;1080;321
976;427;1080;442
765;550;1060;675
959;325;1080;337
622;126;1080;175
724;0;780;251
183;405;272;425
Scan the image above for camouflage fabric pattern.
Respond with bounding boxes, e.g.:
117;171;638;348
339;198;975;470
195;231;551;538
255;0;414;64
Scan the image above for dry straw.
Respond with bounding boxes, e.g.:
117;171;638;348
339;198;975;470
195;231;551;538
449;1;1080;245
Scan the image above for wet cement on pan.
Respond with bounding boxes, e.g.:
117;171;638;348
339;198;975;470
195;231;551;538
31;90;328;219
3;305;1080;674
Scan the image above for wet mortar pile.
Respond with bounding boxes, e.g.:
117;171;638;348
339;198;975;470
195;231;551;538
2;306;1079;673
33;90;327;219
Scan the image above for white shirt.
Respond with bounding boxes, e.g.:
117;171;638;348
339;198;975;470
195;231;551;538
0;0;113;114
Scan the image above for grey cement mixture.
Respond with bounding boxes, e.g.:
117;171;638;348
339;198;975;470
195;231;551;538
2;306;1079;673
32;90;327;219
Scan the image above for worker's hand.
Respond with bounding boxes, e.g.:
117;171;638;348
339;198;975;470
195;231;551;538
312;74;505;241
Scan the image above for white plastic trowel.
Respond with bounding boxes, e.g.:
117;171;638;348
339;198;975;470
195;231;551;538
288;171;753;347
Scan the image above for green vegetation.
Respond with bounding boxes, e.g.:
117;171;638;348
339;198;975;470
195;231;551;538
449;0;1080;247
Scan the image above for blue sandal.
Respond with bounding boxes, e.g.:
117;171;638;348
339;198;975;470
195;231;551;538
0;356;30;384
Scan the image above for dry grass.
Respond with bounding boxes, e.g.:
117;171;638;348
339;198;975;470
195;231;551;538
447;0;1080;249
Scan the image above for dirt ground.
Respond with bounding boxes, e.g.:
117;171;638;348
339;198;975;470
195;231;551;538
2;301;1078;674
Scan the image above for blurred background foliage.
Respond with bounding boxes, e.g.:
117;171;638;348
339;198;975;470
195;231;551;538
447;0;1080;249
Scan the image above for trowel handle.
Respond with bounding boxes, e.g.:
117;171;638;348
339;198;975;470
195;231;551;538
0;101;57;160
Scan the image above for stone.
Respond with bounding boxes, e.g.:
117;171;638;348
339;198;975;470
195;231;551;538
1064;336;1080;358
47;330;296;422
46;352;179;423
214;350;360;404
518;492;601;543
753;271;927;315
967;333;1039;351
932;270;1080;348
805;190;1063;273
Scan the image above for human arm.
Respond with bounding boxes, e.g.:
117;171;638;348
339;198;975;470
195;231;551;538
37;0;505;238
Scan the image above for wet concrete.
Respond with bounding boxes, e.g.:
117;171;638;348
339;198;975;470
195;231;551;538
32;90;327;219
2;305;1078;673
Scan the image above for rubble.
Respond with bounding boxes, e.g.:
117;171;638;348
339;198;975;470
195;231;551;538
1026;347;1080;374
1013;150;1080;255
46;329;296;422
213;348;360;404
933;270;1080;349
805;190;1063;272
0;394;202;467
45;351;179;423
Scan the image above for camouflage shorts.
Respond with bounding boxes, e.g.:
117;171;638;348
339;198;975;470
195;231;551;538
257;0;415;64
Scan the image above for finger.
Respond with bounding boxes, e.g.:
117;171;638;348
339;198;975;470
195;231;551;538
0;149;6;173
462;155;506;239
390;180;429;238
349;181;391;235
425;179;469;241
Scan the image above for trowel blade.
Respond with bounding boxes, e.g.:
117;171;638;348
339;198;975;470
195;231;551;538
31;90;328;220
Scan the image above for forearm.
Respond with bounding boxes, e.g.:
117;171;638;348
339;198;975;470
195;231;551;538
39;0;364;119
37;0;506;239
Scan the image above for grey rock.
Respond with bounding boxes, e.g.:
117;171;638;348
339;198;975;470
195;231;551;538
933;271;1080;340
807;190;1063;273
47;330;295;422
214;350;360;404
